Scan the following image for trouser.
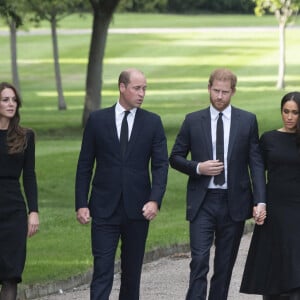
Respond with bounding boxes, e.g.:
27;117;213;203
186;189;245;300
90;201;149;300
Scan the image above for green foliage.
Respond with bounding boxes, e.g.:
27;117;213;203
117;0;256;13
0;0;29;27
118;0;168;12
0;13;299;285
254;0;300;24
27;0;87;23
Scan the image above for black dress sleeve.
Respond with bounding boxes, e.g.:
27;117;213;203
22;130;38;213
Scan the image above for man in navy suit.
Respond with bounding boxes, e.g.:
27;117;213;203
169;68;266;300
75;68;168;300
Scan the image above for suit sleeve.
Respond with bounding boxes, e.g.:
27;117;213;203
149;117;169;207
248;115;266;204
75;114;96;210
169;116;199;177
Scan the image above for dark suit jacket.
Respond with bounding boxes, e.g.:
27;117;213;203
75;105;169;220
169;106;266;222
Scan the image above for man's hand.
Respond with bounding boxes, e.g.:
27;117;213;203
142;201;158;221
198;160;224;176
253;203;267;225
76;207;91;224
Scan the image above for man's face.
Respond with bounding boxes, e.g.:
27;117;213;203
208;79;235;111
119;71;147;110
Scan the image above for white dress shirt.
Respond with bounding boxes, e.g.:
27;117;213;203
115;102;136;140
208;105;231;189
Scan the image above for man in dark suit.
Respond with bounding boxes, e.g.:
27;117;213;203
75;68;168;300
169;68;266;300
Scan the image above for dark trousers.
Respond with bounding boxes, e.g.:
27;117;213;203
186;189;245;300
90;201;149;300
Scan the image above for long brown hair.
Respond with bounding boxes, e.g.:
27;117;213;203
0;82;27;154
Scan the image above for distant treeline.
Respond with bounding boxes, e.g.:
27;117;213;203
117;0;255;14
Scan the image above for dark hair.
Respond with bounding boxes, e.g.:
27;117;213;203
0;82;27;154
280;91;300;151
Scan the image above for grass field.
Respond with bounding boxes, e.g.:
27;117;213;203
0;12;299;285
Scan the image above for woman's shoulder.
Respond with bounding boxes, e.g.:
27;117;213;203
24;128;36;143
260;130;278;143
261;129;277;137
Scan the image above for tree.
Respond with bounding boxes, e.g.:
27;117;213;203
27;0;85;110
253;0;300;89
82;0;121;126
0;0;27;93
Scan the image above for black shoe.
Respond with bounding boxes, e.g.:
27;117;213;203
290;289;300;300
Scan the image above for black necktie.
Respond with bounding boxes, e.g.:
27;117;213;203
120;110;130;158
214;112;225;185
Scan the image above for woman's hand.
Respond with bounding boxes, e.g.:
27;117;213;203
28;212;39;237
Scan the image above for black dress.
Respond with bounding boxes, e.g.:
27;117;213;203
240;130;300;295
0;129;38;283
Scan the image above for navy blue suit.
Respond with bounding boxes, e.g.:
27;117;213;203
75;105;168;300
169;106;266;300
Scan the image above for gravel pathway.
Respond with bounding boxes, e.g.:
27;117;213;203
35;232;260;300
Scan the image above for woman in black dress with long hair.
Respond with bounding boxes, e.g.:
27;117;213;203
0;82;39;300
240;92;300;300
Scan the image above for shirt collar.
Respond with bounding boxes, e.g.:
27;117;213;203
210;104;231;120
116;101;137;116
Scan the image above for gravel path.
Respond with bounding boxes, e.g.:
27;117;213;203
35;232;260;300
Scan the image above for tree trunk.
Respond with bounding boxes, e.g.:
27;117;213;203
51;17;67;110
276;22;286;90
82;0;120;127
9;21;21;93
82;12;109;126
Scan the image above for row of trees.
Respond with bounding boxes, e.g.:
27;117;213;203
117;0;255;13
0;0;299;126
0;0;120;125
0;0;90;111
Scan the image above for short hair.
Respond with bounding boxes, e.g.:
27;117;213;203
118;70;131;88
208;68;237;91
118;68;144;88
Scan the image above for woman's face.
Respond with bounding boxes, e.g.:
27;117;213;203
0;88;18;121
281;100;299;132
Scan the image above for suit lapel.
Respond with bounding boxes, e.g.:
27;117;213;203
201;108;213;159
227;107;240;161
125;108;143;157
107;105;119;148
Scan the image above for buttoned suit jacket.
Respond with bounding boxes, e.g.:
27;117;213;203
169;106;266;222
75;105;169;220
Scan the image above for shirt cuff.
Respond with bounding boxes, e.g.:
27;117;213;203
196;163;201;175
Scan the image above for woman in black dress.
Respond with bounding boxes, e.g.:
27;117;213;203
240;92;300;300
0;82;39;300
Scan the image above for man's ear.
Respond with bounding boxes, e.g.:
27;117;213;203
119;83;126;92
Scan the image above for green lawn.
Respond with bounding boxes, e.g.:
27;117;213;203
0;13;299;285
